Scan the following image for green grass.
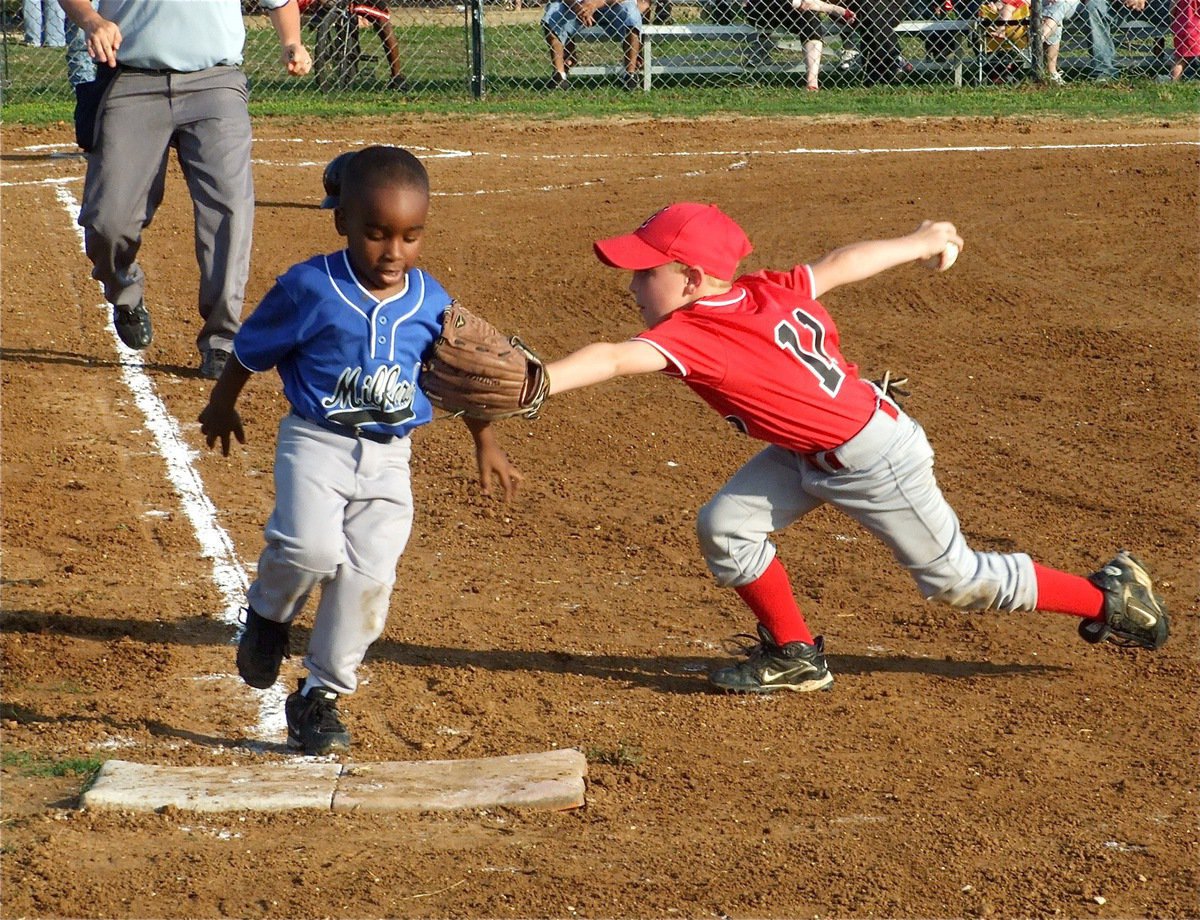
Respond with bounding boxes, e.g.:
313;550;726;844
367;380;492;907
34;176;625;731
6;78;1198;125
1;750;103;779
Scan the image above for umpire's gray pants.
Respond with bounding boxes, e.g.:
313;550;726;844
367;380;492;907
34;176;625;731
696;405;1039;613
78;66;253;355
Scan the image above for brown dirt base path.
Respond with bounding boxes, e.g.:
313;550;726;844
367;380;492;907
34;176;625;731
2;115;1197;919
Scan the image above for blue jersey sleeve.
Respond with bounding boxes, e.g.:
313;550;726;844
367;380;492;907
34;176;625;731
232;276;308;373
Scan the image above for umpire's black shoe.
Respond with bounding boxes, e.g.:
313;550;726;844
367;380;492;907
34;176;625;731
113;300;153;350
709;624;834;694
1080;550;1170;650
236;606;290;689
286;680;351;756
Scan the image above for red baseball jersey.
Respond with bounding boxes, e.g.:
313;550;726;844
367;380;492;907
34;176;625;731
635;264;879;453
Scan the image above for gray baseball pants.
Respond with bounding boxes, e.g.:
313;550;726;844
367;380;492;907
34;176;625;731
78;66;253;356
696;404;1039;612
246;415;415;695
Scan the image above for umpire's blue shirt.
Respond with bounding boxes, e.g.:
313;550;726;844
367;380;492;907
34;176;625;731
94;0;291;71
234;251;447;439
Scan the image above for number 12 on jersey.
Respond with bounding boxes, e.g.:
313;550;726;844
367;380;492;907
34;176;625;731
774;309;845;396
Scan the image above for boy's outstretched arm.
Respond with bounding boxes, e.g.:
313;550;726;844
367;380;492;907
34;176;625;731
463;417;523;501
809;220;963;299
547;340;668;396
198;359;253;456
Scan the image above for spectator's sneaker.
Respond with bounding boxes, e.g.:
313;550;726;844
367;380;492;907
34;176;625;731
709;625;834;694
621;71;641;92
236;606;290;689
388;74;409;92
286;680;351;756
1048;70;1066;85
113;301;153;350
549;71;569;91
199;347;229;380
1080;551;1169;650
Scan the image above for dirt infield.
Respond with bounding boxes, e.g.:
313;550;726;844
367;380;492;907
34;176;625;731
2;115;1197;919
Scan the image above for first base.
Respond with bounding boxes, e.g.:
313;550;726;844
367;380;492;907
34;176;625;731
81;748;587;814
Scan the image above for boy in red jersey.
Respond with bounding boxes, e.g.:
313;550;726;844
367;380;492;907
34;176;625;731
545;203;1169;693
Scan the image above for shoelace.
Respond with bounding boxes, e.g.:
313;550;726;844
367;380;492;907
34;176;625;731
722;633;775;660
311;697;347;732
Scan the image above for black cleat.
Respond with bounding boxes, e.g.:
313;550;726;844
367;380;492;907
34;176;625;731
1081;551;1169;650
709;625;834;693
113;300;153;350
235;606;290;689
286;680;351;756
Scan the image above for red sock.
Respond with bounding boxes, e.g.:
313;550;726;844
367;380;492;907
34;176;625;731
733;557;815;645
1033;563;1105;620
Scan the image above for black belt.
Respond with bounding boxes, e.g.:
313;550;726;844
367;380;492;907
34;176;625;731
293;411;395;445
118;65;178;76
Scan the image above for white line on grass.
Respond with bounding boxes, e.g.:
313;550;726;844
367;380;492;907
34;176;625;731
54;184;287;742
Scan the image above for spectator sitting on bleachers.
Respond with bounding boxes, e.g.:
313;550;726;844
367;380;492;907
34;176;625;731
745;0;857;90
298;0;408;90
1165;0;1200;78
980;0;1030;81
542;0;644;91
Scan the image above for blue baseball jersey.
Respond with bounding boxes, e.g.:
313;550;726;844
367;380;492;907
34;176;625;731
233;250;447;438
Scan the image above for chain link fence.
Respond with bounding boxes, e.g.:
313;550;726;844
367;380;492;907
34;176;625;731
0;0;1174;106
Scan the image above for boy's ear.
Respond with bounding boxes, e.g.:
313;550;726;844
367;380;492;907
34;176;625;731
333;206;347;237
684;264;706;290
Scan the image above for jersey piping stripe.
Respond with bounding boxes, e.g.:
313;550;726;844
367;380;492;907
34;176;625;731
635;337;688;376
692;287;748;309
326;252;373;322
381;272;427;361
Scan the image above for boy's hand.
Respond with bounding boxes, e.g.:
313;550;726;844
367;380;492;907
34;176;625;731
911;220;963;264
198;403;245;457
477;443;524;501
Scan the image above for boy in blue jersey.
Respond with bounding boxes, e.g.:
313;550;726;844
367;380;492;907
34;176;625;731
199;146;522;756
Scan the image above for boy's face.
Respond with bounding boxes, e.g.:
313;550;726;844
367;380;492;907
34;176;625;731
629;263;694;327
335;182;429;296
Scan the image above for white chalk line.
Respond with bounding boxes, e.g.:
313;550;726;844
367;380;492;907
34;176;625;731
53;185;288;743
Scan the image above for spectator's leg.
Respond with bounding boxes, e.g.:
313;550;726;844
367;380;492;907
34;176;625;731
1045;34;1061;74
23;0;42;45
624;28;643;74
804;38;823;88
544;28;568;75
373;20;407;87
1085;0;1117;78
43;0;66;47
65;16;96;87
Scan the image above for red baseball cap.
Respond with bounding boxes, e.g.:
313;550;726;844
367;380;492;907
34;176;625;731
593;203;753;280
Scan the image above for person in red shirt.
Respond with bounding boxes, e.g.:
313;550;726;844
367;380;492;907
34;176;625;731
545;202;1170;694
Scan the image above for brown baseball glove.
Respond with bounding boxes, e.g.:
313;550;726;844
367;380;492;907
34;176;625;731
420;302;550;421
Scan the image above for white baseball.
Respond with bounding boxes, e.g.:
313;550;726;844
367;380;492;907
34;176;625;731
938;241;960;271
